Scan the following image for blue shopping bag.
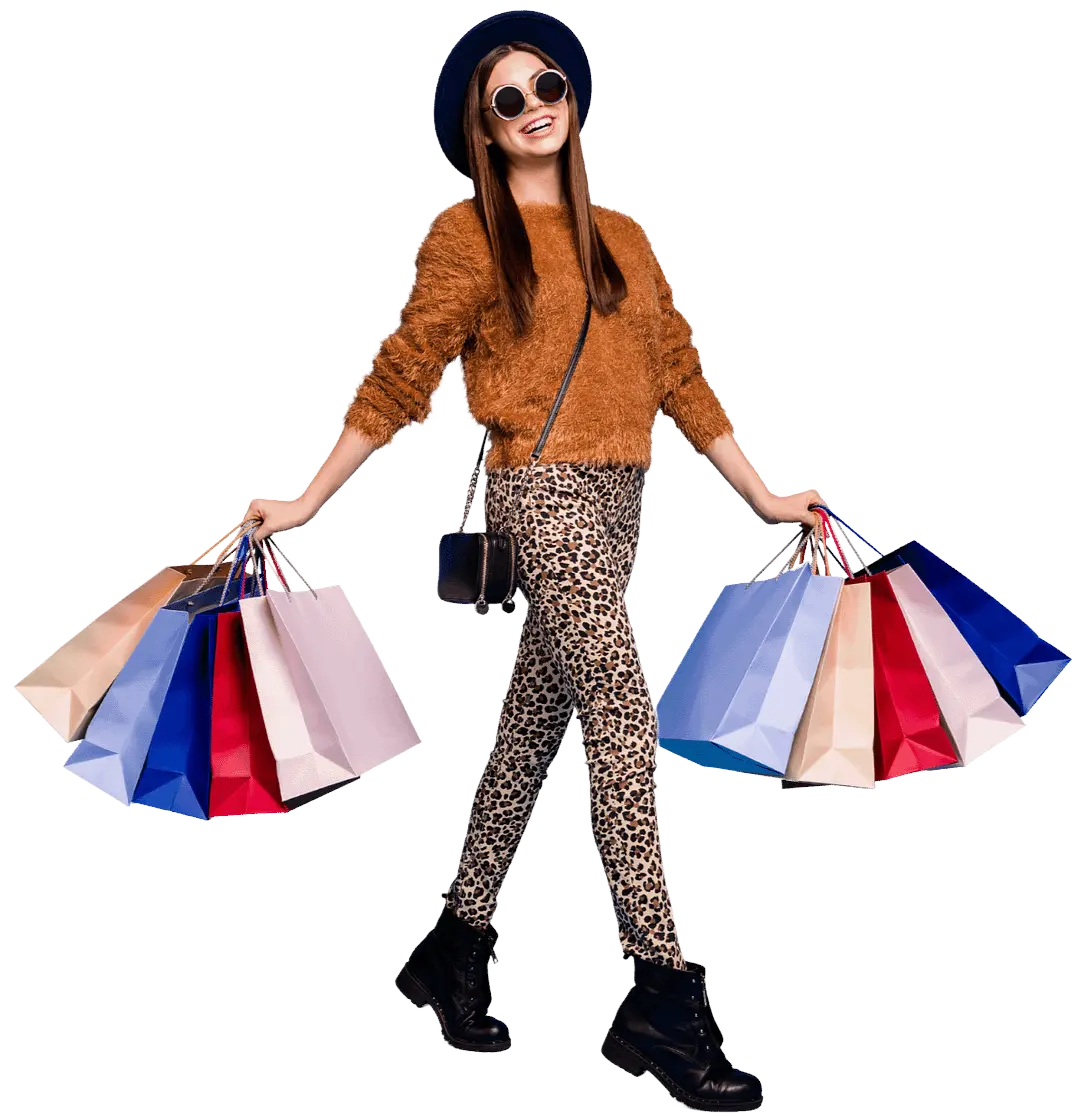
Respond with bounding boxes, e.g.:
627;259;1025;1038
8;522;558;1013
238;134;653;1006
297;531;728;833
658;561;844;776
64;609;189;804
130;536;261;819
828;518;1072;717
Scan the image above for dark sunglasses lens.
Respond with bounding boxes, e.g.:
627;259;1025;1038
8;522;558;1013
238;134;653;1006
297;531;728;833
535;71;567;104
493;86;526;119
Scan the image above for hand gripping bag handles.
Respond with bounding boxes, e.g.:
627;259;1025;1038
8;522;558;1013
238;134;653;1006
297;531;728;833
438;295;592;614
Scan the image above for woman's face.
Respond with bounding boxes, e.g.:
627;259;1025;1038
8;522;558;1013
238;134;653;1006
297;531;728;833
482;50;569;164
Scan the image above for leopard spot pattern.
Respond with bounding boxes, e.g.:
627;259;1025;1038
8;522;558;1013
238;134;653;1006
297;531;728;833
443;461;685;968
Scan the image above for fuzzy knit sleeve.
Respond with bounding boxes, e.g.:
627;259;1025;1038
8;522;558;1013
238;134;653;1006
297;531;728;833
641;229;734;452
343;202;494;448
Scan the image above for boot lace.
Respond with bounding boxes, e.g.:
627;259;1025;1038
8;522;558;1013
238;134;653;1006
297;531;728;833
463;930;497;1009
687;968;723;1053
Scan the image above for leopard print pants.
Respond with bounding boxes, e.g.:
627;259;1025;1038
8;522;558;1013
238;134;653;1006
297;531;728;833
442;461;685;968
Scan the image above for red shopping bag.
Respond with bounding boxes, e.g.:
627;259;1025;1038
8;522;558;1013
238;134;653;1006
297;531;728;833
209;610;288;816
869;570;958;779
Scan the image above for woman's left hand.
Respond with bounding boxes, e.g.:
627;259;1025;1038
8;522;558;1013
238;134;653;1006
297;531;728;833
753;489;825;528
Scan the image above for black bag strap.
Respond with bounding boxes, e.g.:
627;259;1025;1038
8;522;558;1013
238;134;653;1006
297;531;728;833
458;295;592;531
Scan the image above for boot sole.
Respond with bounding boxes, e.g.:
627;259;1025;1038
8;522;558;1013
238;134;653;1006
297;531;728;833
601;1031;762;1111
395;964;511;1052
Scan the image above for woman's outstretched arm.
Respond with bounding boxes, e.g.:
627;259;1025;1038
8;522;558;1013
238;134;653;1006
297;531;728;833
242;202;491;543
702;431;824;528
637;224;825;529
244;425;378;544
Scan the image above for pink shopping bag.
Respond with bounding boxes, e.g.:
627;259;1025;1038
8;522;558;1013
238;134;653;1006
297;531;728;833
888;563;1024;764
260;538;420;780
239;590;359;808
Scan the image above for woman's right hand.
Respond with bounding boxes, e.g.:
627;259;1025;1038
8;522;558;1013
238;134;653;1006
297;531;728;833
242;496;316;543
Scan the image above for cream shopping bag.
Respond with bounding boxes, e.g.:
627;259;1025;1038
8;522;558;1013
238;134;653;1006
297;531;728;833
15;524;247;741
784;579;876;788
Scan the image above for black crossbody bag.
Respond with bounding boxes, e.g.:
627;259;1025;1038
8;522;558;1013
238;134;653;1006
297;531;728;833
438;296;592;614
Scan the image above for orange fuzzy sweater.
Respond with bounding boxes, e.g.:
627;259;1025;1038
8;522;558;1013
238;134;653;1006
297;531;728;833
343;199;733;471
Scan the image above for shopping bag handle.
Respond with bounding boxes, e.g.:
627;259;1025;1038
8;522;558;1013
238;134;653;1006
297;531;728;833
807;505;882;559
244;532;290;594
226;533;257;603
811;509;854;578
785;514;830;576
252;533;287;593
266;535;317;599
805;507;861;575
182;517;262;600
245;532;318;602
247;529;269;597
825;511;879;580
188;519;249;566
236;530;273;602
809;506;876;577
754;526;812;589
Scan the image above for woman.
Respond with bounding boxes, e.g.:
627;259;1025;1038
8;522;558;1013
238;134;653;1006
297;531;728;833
244;12;822;1111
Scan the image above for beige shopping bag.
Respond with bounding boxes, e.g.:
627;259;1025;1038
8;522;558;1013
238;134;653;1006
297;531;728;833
14;523;247;742
784;579;875;788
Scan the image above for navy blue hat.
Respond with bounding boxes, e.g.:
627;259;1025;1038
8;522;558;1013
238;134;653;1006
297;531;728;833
434;10;592;178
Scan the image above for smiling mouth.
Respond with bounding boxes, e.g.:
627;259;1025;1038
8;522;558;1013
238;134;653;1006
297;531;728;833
520;114;555;136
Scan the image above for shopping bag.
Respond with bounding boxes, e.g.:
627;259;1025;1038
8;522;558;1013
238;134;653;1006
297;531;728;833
869;569;958;779
783;579;875;788
239;589;358;808
864;539;1069;715
131;537;257;819
812;511;964;781
14;522;245;741
257;537;420;781
888;563;1024;764
63;609;189;804
787;510;955;784
658;524;844;776
208;609;287;816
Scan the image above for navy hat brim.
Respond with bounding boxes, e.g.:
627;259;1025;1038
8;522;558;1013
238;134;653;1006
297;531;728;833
434;10;591;178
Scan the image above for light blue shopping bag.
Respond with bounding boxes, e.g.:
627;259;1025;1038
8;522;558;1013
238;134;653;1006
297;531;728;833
658;561;844;776
64;609;189;803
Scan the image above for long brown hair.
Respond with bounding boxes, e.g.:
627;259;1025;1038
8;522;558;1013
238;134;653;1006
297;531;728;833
463;41;626;336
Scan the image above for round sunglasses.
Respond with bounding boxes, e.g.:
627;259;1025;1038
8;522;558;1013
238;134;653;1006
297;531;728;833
482;69;568;122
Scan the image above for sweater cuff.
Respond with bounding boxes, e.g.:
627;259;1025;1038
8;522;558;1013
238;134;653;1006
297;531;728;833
663;371;734;453
343;393;402;449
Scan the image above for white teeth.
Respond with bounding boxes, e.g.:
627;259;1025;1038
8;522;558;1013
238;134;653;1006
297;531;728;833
523;117;552;134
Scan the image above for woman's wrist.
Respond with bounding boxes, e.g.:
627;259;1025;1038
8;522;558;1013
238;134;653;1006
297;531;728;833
296;490;321;520
754;491;781;520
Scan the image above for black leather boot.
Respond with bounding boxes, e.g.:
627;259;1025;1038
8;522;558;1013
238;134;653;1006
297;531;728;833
602;957;762;1111
395;903;510;1051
